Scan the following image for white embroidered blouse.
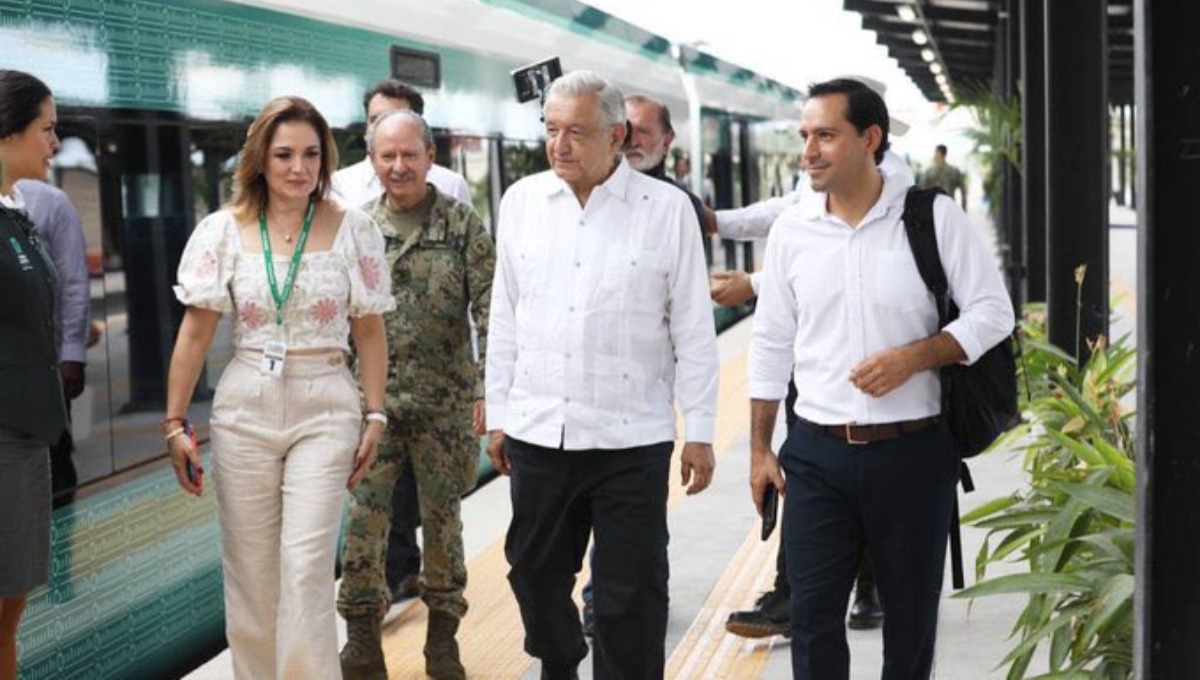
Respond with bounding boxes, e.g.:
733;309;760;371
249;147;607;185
173;207;395;352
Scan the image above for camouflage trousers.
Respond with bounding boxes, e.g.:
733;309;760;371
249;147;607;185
337;409;479;620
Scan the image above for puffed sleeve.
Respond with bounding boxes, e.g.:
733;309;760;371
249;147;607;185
342;208;396;317
173;211;236;313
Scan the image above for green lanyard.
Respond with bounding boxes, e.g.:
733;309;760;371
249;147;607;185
259;200;315;326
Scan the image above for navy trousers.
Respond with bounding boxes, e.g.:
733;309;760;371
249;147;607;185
385;456;421;587
504;437;672;680
780;419;958;680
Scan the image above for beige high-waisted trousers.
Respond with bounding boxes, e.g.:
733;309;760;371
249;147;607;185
210;349;360;680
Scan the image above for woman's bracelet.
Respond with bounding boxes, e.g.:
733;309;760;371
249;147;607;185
161;415;186;428
164;427;187;442
364;409;388;425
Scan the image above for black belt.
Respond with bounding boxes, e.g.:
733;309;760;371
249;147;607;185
797;415;940;445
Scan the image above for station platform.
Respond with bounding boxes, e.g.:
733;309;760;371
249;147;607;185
183;324;1029;679
188;210;1138;679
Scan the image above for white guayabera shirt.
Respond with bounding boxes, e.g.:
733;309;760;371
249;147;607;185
487;157;718;450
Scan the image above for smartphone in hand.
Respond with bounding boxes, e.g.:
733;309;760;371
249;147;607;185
183;421;203;487
761;484;779;541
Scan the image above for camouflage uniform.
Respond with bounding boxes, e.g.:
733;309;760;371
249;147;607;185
338;187;495;621
919;161;966;199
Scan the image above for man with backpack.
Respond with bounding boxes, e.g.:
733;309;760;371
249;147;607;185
747;78;1013;678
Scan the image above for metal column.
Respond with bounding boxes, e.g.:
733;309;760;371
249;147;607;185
1020;0;1046;303
1000;0;1023;308
1044;0;1108;362
1135;0;1200;675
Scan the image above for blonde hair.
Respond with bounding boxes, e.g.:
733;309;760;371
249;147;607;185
228;96;338;223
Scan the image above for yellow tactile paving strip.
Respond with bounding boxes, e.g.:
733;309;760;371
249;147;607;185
665;529;784;679
380;342;784;679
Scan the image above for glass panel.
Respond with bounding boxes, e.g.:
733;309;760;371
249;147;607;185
501;139;549;189
47;119;115;494
105;120;194;474
448;135;494;231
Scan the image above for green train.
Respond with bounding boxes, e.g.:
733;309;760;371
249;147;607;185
1;0;803;676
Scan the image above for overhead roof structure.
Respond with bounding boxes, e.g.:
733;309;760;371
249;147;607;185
842;0;1134;103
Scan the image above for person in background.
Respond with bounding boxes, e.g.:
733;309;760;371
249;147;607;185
671;151;691;191
918;144;967;210
749;78;1012;678
333;79;471;207
337;109;494;680
0;68;69;680
164;95;392;679
17;178;89;506
333;78;472;604
487;70;718;680
623;94;716;234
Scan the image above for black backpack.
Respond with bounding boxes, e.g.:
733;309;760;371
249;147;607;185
901;186;1022;588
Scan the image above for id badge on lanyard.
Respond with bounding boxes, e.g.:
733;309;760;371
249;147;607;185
262;337;288;377
259;200;314;377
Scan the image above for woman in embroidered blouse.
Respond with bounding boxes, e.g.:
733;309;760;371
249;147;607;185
0;69;69;680
164;96;393;679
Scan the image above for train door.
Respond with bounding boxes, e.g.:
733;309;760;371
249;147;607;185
51;109;201;494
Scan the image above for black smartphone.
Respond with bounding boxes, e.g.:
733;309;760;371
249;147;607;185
183;421;202;486
761;484;779;541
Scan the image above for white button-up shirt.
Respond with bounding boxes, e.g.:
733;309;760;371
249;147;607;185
487;157;719;450
332;157;471;208
749;168;1014;425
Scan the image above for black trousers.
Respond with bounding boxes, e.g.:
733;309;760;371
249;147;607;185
781;419;958;680
385;456;421;586
504;437;672;679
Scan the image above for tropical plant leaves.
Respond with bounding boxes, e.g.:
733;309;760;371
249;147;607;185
962;305;1135;678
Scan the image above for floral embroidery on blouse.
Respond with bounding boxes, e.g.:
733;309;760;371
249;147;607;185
195;251;218;282
359;256;382;291
309;298;340;325
173;207;394;352
239;301;268;330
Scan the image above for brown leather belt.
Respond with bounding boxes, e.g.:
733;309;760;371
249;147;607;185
798;415;941;445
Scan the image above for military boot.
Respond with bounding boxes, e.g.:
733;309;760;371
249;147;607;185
340;615;388;680
425;610;466;680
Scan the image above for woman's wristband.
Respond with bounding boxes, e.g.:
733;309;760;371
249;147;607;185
364;409;388;426
164;427;187;442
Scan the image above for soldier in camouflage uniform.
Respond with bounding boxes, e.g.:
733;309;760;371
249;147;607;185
338;109;495;680
918;144;967;209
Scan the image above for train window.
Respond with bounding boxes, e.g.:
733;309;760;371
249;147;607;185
501;139;549;189
444;135;495;231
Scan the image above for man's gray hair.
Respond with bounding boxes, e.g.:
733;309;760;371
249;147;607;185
366;109;434;154
543;70;627;127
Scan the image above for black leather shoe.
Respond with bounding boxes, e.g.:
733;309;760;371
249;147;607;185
581;601;595;637
847;585;884;630
725;588;791;638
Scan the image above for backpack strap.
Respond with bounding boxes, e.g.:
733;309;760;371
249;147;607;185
901;185;972;590
901;186;954;327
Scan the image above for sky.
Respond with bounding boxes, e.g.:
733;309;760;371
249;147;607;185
584;0;977;164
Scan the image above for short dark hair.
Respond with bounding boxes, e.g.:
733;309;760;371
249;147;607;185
806;78;890;164
362;79;425;116
625;94;674;136
935;144;948;156
0;69;52;139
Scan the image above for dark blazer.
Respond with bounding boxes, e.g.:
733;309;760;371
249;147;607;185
0;205;68;445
